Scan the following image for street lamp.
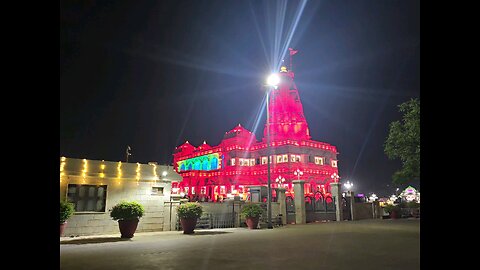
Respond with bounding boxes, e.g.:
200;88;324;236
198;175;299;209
294;168;303;181
275;175;285;187
265;73;279;230
343;181;353;190
331;172;339;182
369;193;378;202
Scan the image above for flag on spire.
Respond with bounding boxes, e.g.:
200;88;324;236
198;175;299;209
289;48;298;56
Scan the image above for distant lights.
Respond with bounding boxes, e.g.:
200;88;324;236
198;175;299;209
117;161;123;178
136;163;141;183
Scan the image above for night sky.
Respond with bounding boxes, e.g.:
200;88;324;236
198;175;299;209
60;0;419;197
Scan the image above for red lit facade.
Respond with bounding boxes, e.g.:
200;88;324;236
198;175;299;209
173;67;340;202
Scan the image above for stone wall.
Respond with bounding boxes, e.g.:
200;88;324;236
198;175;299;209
353;202;374;220
60;175;172;236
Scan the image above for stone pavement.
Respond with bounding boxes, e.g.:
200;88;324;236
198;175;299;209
60;219;420;270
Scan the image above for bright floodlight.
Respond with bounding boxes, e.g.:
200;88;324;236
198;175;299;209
266;73;280;87
162;171;168;177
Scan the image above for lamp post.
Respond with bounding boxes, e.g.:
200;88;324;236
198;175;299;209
331;172;339;183
265;73;279;229
275;175;285;188
343;181;353;191
294;168;303;181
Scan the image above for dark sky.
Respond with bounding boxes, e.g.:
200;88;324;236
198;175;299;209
60;0;419;197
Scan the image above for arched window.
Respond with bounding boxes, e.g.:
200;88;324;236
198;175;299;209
202;160;209;171
180;164;186;171
194;161;201;170
211;157;218;170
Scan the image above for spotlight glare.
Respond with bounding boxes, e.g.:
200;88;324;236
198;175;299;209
266;74;280;87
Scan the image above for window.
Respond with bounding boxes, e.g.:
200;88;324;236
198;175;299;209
256;158;260;165
309;155;314;163
291;155;301;162
296;155;301;162
282;154;288;162
231;158;236;166
250;159;255;166
315;157;324;165
261;156;268;165
276;155;283;163
331;160;338;167
291;155;296;162
67;184;107;212
151;186;164;195
239;158;245;166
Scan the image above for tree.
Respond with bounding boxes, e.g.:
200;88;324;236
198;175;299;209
384;98;420;186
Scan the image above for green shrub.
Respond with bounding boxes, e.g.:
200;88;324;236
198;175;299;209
241;203;263;218
406;201;420;208
383;204;401;214
177;203;203;219
60;201;75;223
110;201;145;221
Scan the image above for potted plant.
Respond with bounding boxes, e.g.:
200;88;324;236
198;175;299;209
177;202;203;234
241;203;263;229
60;201;75;236
110;201;145;238
384;204;401;219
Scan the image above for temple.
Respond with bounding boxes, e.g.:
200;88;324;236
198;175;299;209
172;65;340;202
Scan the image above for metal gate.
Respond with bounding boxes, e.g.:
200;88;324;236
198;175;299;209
286;196;296;224
342;197;351;220
308;192;337;222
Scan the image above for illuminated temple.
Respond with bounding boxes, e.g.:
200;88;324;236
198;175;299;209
172;66;340;202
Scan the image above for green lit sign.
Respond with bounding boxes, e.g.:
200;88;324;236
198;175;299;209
177;153;220;172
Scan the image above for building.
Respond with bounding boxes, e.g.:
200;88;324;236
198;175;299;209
173;66;340;202
60;157;182;236
399;186;420;203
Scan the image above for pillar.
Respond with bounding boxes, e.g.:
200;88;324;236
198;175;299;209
293;180;306;224
330;182;344;221
275;187;287;225
348;191;356;221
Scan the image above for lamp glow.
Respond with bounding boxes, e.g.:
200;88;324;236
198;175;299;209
266;74;280;87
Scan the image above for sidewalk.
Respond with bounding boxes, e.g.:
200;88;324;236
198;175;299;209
61;219;420;270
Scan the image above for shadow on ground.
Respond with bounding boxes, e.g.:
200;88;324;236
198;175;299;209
61;237;131;245
184;231;232;236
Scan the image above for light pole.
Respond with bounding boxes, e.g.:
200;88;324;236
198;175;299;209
343;181;353;191
294;168;303;181
265;73;280;229
126;145;132;163
275;175;285;188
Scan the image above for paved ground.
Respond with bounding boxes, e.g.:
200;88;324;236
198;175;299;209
60;219;420;270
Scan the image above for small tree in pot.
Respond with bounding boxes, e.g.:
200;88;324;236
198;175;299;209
241;203;263;229
60;201;75;236
177;202;203;234
384;204;401;219
110;201;145;238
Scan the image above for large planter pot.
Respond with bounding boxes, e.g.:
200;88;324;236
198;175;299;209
60;222;67;237
118;219;139;238
390;210;400;219
245;217;259;229
180;218;198;234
